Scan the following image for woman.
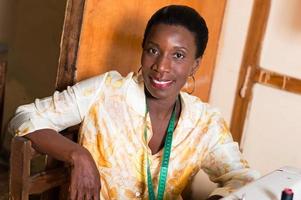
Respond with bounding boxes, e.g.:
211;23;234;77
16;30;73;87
9;5;259;200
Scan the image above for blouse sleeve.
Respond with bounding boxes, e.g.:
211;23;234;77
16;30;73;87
9;73;108;136
200;108;260;197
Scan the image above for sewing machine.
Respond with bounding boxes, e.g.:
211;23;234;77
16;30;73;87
222;166;301;200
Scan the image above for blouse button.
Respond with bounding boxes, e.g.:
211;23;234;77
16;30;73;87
135;191;141;197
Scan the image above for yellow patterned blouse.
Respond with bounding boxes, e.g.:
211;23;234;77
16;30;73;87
10;71;259;199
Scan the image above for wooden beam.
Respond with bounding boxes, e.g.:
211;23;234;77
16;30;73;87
230;0;271;143
55;0;86;91
254;67;301;95
9;137;32;200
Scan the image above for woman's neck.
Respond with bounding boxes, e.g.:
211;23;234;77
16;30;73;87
146;95;179;120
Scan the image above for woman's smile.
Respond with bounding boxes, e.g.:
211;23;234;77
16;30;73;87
149;76;174;89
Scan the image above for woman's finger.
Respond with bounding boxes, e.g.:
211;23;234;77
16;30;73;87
76;190;84;200
69;182;77;200
93;186;100;200
85;192;92;200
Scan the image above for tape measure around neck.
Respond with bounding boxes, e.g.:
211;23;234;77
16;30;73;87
144;98;177;200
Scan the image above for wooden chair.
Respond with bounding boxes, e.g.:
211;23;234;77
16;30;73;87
0;24;72;200
9;128;78;200
9;0;85;199
9;136;68;200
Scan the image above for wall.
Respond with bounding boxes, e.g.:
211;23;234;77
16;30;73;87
0;0;14;44
209;0;253;122
241;0;301;175
209;0;301;175
0;0;67;157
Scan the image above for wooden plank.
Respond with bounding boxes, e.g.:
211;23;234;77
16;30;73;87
254;67;301;95
9;137;32;200
230;0;271;143
28;167;70;194
55;0;86;91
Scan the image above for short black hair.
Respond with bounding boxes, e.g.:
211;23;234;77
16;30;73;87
142;5;209;58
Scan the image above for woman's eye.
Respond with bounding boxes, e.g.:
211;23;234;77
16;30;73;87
173;52;185;59
147;48;158;55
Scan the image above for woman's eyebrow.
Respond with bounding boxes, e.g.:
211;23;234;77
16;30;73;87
173;46;188;51
146;41;159;47
147;41;188;51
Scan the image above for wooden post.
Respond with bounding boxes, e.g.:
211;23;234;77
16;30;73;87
230;0;271;143
9;137;32;200
55;0;86;91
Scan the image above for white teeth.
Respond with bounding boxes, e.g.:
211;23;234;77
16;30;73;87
152;79;172;84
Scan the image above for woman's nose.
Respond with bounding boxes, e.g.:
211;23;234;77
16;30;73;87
154;54;171;72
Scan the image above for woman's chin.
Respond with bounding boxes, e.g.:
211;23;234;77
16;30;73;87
144;85;178;101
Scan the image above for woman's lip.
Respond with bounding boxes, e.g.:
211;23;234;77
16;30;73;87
149;77;173;89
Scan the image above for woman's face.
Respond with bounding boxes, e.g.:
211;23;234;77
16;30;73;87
141;24;200;101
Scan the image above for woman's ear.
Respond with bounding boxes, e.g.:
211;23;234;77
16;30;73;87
190;57;201;75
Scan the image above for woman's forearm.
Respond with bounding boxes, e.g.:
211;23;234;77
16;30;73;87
24;128;88;165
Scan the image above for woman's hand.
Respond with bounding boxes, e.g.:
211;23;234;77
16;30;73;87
69;148;101;200
23;129;101;199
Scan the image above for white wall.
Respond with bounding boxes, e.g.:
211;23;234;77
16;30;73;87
209;0;254;123
209;0;301;176
261;0;301;77
242;85;301;175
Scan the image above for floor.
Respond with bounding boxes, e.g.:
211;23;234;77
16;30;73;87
0;165;9;200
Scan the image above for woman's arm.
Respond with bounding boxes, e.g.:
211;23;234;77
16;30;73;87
9;73;116;199
25;129;101;200
200;108;260;198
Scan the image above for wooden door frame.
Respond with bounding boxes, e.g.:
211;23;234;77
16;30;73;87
230;0;301;143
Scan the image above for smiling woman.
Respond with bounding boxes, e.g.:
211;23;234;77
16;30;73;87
9;5;259;200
